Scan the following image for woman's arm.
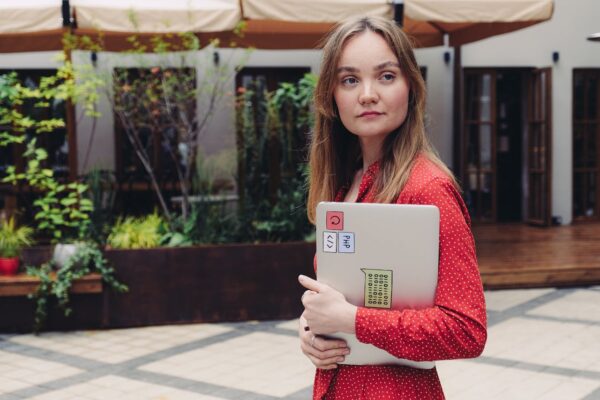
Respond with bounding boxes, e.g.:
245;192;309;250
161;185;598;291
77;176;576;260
354;177;487;361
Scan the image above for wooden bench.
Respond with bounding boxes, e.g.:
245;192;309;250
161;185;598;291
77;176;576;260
0;273;103;297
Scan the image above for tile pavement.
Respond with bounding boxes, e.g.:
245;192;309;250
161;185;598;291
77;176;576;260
1;286;600;399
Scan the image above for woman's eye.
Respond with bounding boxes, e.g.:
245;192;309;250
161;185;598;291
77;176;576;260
381;73;395;82
341;77;358;85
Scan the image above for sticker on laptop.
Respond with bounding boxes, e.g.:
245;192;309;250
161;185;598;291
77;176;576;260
361;268;392;309
323;231;337;253
338;232;355;253
326;211;344;230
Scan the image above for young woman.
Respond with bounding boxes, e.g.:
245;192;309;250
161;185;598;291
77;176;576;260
297;17;487;399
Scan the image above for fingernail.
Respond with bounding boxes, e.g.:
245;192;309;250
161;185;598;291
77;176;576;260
343;349;350;355
337;357;344;362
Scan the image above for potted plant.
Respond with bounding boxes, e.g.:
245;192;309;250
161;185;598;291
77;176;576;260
107;212;167;249
0;217;34;275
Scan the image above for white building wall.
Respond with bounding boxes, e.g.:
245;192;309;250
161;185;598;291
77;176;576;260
414;47;454;168
458;0;600;225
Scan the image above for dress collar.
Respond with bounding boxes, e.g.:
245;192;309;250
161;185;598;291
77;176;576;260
335;160;381;203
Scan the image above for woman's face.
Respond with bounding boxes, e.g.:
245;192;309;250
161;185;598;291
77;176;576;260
333;31;410;145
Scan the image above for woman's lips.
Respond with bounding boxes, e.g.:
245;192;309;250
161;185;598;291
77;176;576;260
359;111;383;118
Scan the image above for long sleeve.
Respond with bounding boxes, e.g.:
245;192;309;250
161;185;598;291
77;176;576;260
354;177;487;362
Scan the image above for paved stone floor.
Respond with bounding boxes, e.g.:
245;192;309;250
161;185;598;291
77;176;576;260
1;286;600;399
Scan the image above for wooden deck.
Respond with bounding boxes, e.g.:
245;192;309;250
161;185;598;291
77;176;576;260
474;223;600;289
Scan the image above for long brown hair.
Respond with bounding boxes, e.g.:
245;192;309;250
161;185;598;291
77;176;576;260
306;16;456;223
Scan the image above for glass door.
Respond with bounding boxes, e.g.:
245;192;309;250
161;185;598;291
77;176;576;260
573;69;599;221
463;70;497;222
527;68;552;226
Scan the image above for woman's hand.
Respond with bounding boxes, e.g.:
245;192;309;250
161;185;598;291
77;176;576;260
299;314;350;370
299;275;357;335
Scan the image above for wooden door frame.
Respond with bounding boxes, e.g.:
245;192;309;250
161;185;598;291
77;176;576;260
572;68;600;222
526;68;553;226
462;68;498;223
460;67;552;225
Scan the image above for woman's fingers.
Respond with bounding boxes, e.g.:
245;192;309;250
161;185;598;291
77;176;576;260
311;335;347;352
299;330;347;354
301;289;317;306
300;333;350;364
298;313;349;369
301;341;349;361
305;353;342;370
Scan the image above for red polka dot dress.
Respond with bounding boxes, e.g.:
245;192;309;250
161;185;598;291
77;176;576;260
312;155;487;399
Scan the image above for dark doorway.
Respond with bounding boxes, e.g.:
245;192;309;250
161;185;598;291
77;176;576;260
496;71;523;222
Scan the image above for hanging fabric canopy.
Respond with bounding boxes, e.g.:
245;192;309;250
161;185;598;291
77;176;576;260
404;0;555;46
0;0;65;52
72;0;241;33
239;0;554;48
0;0;554;52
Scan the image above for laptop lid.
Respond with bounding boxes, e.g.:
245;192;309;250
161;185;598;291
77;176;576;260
316;201;439;368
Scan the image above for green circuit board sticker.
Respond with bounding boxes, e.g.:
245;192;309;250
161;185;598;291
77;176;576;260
361;268;393;309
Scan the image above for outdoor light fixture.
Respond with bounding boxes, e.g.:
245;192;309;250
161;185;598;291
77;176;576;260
393;0;404;27
552;51;559;63
90;51;98;67
588;32;600;42
443;51;451;65
213;51;220;66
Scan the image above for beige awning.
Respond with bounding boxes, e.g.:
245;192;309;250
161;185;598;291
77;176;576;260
404;0;554;46
72;0;241;33
0;0;62;33
407;0;553;23
0;0;65;52
242;0;392;23
0;0;554;52
239;0;554;48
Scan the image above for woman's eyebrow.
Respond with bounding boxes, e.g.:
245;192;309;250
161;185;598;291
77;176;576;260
336;66;359;74
374;61;401;71
336;62;400;74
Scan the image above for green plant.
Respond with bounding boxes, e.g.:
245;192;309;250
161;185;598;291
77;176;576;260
107;212;166;249
0;217;34;258
0;67;97;242
82;169;117;245
101;29;250;226
234;73;316;243
27;243;127;332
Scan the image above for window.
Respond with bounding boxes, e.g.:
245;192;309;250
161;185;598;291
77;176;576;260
0;69;69;179
463;70;496;222
573;69;600;220
113;67;196;186
236;67;310;96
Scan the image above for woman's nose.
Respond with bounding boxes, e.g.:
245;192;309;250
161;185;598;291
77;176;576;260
359;82;378;104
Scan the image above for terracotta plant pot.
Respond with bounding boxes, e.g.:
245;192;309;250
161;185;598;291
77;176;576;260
0;257;19;275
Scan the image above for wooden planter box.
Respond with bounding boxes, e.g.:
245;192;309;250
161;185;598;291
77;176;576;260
0;242;315;332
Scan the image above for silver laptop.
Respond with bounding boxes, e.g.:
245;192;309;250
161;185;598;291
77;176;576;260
316;202;440;369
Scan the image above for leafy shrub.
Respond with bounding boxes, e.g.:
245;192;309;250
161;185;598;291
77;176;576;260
27;243;127;332
107;212;166;249
0;217;34;258
235;73;316;243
